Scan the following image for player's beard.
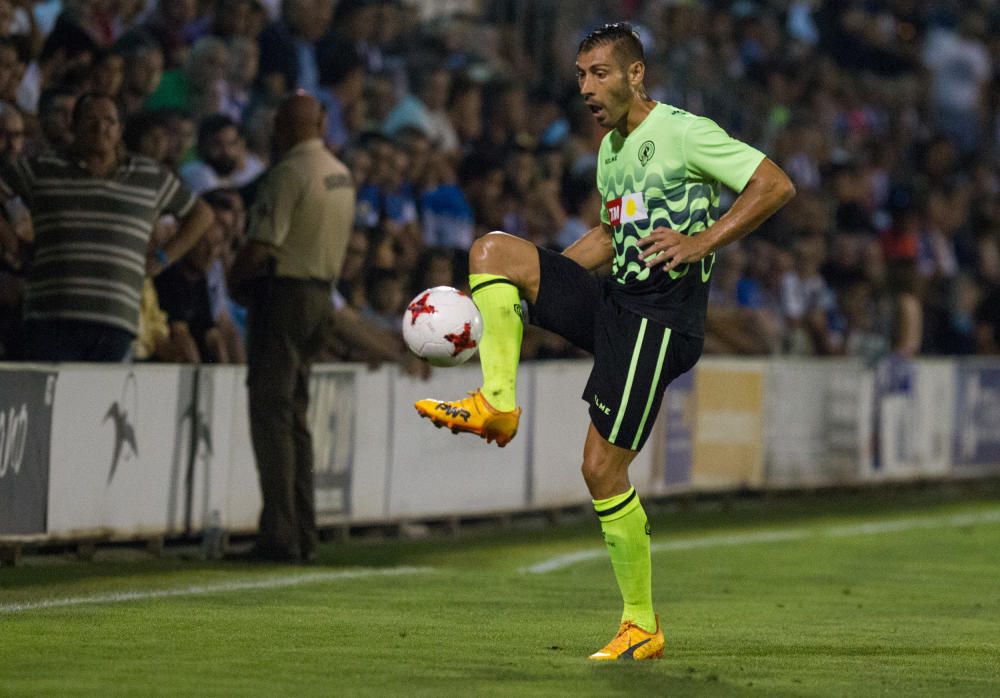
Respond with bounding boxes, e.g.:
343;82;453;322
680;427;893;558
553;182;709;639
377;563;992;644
601;80;635;128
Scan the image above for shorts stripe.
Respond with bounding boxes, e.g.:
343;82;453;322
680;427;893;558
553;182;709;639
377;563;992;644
631;327;672;449
609;317;647;444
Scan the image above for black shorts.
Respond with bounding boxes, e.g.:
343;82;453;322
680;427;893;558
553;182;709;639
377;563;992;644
529;246;703;451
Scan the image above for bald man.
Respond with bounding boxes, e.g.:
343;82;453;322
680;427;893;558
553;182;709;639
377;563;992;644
231;92;355;562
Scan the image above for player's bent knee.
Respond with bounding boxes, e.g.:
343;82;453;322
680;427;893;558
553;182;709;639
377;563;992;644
470;231;531;272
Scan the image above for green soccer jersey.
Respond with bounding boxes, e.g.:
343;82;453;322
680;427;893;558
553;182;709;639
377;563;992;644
596;102;765;336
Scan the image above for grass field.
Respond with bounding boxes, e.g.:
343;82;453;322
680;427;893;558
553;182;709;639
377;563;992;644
2;489;999;696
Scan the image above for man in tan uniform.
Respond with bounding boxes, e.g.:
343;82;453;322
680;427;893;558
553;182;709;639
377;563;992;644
231;93;354;562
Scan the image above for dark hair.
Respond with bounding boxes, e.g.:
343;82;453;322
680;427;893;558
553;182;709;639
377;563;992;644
577;22;644;66
318;41;365;87
38;86;76;115
40;15;98;64
196;113;240;152
0;35;30;65
123;110;168;151
72;92;125;127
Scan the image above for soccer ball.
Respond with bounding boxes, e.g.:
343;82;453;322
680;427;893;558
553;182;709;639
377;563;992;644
402;286;483;367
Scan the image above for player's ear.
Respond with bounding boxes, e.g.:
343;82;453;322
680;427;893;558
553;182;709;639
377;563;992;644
628;60;645;88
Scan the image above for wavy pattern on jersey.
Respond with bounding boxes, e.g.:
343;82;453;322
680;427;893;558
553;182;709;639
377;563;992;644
607;165;720;283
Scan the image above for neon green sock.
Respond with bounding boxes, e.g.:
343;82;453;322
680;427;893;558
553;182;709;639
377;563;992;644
469;273;522;412
593;486;655;632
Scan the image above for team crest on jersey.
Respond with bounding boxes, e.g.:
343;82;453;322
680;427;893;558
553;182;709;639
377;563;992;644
638;140;655;166
606;192;648;227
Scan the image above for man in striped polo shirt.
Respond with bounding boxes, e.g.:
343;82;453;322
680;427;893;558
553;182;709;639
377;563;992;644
0;92;214;361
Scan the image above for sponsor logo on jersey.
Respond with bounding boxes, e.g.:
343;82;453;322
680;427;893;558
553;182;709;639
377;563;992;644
605;192;648;227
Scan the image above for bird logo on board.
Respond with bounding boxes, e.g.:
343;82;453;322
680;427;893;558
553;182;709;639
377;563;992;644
104;372;139;485
182;403;213;461
638;140;655;166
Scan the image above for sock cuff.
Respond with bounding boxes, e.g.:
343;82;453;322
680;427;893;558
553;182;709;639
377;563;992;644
593;487;640;521
470;273;517;295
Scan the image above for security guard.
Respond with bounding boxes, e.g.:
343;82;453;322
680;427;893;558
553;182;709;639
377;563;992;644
231;92;354;562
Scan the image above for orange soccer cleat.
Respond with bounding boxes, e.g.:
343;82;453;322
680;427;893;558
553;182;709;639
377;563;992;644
588;615;664;661
414;389;521;447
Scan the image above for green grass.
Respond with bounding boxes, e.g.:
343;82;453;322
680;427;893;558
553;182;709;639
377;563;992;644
2;491;999;696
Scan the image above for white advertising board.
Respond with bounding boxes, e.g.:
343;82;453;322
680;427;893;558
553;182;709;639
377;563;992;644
333;365;391;522
528;361;592;506
47;365;195;538
764;359;872;487
387;364;529;517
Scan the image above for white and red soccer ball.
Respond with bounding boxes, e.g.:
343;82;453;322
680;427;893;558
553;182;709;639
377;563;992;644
402;286;483;367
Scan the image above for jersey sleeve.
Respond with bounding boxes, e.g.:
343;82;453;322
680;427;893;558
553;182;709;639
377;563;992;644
683;117;766;193
157;168;198;219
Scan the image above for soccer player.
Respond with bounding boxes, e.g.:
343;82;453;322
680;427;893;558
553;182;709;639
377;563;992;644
415;23;795;660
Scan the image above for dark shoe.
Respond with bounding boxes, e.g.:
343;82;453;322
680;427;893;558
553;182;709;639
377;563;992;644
225;544;301;563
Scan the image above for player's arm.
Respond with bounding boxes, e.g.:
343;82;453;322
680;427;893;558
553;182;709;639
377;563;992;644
639;158;794;273
562;222;613;272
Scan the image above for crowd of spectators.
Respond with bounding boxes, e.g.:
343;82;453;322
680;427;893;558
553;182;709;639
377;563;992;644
0;0;998;366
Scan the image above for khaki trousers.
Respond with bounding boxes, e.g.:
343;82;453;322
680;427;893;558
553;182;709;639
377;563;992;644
246;277;332;558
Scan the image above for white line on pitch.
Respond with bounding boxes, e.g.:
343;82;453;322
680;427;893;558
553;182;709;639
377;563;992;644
521;509;1000;574
0;566;435;614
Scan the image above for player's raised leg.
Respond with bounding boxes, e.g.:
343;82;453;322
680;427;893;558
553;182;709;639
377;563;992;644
414;232;539;446
582;424;664;661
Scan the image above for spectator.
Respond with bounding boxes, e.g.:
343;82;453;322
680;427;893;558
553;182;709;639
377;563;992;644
202;186;248;355
224;36;259;121
180;113;263;193
412;246;457;295
554;167;601;251
0;100;24;163
134;217;200;363
447;72;483;149
419;150;474;252
154;216;236;363
34;86;76;152
211;0;257;41
17;14;97;115
123;110;171;163
116;33;164;116
159;107;197;170
0;36;24;105
706;244;779;355
230;93;354;563
780;234;840;355
383;62;459;154
316;40;365;153
255;0;333;99
923;12;991;153
88;47;125;98
0;92;214;362
141;0;199;69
